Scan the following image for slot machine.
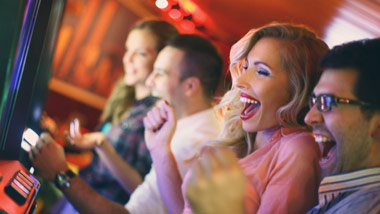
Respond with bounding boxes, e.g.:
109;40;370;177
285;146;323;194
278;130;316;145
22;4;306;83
0;0;65;213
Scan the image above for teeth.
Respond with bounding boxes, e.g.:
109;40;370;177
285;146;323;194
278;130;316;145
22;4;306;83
315;135;331;143
240;97;259;104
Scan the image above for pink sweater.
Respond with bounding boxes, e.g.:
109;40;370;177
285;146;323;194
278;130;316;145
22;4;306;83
241;127;321;214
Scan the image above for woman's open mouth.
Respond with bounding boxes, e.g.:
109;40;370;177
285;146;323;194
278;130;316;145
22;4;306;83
240;93;261;120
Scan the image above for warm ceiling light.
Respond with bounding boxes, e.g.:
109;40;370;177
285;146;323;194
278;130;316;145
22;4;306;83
155;0;169;9
193;9;207;23
180;0;196;13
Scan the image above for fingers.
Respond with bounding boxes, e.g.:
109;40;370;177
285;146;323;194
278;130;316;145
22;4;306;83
29;133;52;161
161;100;176;122
144;104;170;132
69;118;81;138
69;121;76;138
190;147;239;180
40;132;52;145
214;147;239;169
151;106;166;125
143;117;153;131
73;118;81;136
199;147;219;177
64;131;74;145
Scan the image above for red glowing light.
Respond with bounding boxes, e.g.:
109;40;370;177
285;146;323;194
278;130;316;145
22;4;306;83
193;9;207;23
180;19;195;32
168;9;182;20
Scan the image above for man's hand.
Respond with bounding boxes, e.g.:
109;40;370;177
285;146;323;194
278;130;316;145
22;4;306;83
143;100;177;153
31;133;69;181
40;112;58;137
183;147;246;214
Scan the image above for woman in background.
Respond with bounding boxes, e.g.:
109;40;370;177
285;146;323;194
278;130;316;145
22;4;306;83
75;19;178;204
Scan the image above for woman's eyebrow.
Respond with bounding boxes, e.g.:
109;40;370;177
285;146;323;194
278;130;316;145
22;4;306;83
253;61;271;69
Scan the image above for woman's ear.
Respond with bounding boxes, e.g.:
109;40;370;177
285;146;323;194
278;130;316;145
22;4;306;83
183;77;201;96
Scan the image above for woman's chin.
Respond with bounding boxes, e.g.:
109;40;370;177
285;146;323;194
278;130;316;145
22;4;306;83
242;121;259;133
124;79;136;86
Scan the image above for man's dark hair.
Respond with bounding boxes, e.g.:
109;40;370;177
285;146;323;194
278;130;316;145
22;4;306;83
166;34;223;100
320;38;380;112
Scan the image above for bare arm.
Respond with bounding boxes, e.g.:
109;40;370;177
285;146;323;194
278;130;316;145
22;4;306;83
94;138;143;193
31;133;129;214
143;102;184;214
62;176;129;214
151;145;184;214
67;122;143;193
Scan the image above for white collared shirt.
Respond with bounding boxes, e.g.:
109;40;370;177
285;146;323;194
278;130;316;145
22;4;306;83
126;108;222;214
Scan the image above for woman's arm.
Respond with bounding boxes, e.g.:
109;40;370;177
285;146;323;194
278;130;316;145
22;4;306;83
68;130;144;193
94;138;143;193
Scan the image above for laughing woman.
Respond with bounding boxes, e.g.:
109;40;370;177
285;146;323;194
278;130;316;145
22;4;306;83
144;23;329;214
184;24;330;214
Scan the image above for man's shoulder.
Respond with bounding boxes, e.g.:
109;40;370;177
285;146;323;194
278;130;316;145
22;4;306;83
176;109;222;137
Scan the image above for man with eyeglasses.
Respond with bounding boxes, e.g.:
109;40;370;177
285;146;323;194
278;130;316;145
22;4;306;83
305;38;380;213
178;38;380;214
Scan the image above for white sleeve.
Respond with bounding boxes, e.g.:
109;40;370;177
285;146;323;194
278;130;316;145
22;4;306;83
125;168;167;214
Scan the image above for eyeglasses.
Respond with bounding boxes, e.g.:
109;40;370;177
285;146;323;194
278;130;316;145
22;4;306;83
309;94;371;112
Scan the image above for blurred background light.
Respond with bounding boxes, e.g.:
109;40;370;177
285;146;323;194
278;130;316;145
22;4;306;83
155;0;169;9
168;8;182;20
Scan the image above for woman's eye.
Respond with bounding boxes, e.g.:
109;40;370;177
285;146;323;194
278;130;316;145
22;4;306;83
154;70;166;76
257;69;270;76
137;51;148;56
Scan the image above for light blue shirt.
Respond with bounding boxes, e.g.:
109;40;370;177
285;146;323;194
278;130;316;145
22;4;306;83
308;167;380;214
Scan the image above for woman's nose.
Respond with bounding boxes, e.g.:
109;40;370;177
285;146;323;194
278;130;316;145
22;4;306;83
123;51;133;64
233;71;250;90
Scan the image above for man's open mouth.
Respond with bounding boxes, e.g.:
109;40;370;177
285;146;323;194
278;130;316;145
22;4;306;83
314;134;336;163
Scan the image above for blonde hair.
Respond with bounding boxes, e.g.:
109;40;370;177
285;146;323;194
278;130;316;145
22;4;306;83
213;23;329;156
100;77;135;124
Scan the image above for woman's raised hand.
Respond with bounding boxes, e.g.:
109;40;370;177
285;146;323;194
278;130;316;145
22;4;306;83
183;147;246;214
65;118;105;150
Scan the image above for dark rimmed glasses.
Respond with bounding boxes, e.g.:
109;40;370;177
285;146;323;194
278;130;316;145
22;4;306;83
309;94;371;112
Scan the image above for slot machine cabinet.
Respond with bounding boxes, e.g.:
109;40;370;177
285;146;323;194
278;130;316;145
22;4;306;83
0;161;40;214
0;0;65;213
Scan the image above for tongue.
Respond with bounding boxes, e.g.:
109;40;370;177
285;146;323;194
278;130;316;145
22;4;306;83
243;102;260;115
322;141;335;157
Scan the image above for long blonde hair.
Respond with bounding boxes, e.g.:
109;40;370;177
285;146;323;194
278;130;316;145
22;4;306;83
213;23;329;156
100;77;135;124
